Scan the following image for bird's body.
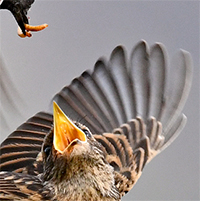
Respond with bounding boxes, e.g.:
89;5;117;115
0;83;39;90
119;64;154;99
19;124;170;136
44;153;118;201
0;41;193;200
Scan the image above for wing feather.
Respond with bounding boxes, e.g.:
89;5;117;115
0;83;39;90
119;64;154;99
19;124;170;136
0;171;52;200
0;112;52;172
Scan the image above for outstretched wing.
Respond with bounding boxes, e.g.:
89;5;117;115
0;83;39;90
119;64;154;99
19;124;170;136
0;171;52;200
0;41;192;195
53;40;192;194
54;41;192;140
53;40;192;161
0;112;53;173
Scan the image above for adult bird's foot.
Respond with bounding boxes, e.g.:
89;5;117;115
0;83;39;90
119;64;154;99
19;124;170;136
18;23;48;38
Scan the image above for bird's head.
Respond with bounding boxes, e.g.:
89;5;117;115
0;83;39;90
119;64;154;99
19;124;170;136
41;102;119;200
52;101;91;157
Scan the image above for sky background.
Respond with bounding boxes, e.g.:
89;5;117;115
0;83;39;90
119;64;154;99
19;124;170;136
0;1;199;200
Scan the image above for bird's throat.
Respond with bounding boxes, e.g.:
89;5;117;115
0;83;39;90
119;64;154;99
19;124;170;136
48;155;120;201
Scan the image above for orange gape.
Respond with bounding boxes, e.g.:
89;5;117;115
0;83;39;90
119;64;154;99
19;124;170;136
18;23;48;38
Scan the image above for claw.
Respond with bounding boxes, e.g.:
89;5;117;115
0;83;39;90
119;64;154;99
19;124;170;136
17;27;32;38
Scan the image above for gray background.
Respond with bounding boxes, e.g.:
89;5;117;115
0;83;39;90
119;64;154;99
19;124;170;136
0;1;199;200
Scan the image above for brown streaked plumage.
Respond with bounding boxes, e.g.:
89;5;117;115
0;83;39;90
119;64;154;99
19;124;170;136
0;41;193;200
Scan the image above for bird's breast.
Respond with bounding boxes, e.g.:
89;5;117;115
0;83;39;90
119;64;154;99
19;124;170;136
53;182;118;201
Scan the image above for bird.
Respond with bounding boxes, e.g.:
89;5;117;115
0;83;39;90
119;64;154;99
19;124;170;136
0;40;193;200
0;0;35;35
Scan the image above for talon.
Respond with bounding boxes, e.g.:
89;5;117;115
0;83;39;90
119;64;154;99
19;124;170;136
17;27;32;38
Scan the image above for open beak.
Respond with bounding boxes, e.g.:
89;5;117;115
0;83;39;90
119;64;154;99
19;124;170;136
53;102;87;153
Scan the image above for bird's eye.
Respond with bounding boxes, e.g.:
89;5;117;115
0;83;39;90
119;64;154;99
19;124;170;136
83;129;92;138
44;146;51;157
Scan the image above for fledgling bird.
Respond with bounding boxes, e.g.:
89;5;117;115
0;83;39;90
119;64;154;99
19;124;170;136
0;41;193;200
0;0;35;35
